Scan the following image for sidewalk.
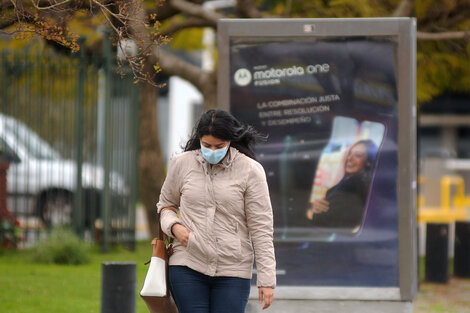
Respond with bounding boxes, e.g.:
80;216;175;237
414;277;470;312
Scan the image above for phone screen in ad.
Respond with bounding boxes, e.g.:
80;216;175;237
308;116;385;235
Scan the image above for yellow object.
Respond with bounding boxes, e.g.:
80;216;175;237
418;175;469;223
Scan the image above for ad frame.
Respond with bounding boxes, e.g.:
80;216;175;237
217;18;417;301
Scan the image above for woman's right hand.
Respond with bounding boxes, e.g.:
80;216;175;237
171;223;190;247
311;198;330;214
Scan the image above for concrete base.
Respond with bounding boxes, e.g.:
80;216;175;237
246;300;413;313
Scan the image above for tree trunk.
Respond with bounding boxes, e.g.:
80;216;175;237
138;59;166;238
392;0;415;17
201;71;218;110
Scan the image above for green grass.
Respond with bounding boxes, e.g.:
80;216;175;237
0;241;154;313
1;247;469;313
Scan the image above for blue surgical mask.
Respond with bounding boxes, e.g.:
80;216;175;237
200;144;229;164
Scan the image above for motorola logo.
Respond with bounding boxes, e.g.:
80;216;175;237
234;68;252;86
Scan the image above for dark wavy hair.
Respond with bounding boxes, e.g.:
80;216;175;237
184;109;265;160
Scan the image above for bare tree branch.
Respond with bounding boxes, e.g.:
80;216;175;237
156;47;206;90
147;0;205;23
417;30;470;40
95;2;124;35
235;0;262;18
125;0;216;97
392;0;415;17
30;0;72;10
170;0;223;26
160;17;214;36
1;0;13;10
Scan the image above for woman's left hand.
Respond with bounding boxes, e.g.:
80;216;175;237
258;287;274;310
311;198;330;214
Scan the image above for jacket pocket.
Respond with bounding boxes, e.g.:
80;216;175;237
186;230;206;261
216;230;242;264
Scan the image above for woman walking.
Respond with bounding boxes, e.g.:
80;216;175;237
157;109;276;313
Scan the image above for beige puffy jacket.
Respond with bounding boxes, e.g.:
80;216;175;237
157;147;276;288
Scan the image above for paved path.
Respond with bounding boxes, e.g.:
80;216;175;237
414;277;470;313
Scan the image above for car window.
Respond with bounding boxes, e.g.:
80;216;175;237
3;118;61;160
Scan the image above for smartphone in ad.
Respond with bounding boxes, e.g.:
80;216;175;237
308;116;385;235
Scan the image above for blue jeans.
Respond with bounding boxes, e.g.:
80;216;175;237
169;266;251;313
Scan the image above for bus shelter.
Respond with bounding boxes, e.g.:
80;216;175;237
218;18;417;312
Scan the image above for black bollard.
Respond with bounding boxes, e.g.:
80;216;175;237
454;221;470;278
425;223;449;283
101;262;136;313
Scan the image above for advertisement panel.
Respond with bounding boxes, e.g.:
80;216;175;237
231;37;398;286
218;18;416;300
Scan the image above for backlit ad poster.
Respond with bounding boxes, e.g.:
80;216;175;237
229;38;399;287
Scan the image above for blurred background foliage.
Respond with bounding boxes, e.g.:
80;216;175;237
2;0;469;108
257;0;470;104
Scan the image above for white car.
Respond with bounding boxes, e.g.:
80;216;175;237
0;113;128;228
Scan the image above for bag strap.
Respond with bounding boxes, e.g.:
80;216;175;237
150;237;166;259
145;207;179;265
159;207;178;255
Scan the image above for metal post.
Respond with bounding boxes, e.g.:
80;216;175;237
101;262;136;313
101;30;112;252
128;82;139;250
425;223;449;283
74;38;86;237
454;221;470;278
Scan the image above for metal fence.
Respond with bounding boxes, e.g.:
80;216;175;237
0;38;139;250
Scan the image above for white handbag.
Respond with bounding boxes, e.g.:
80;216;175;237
141;251;167;297
140;210;178;313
